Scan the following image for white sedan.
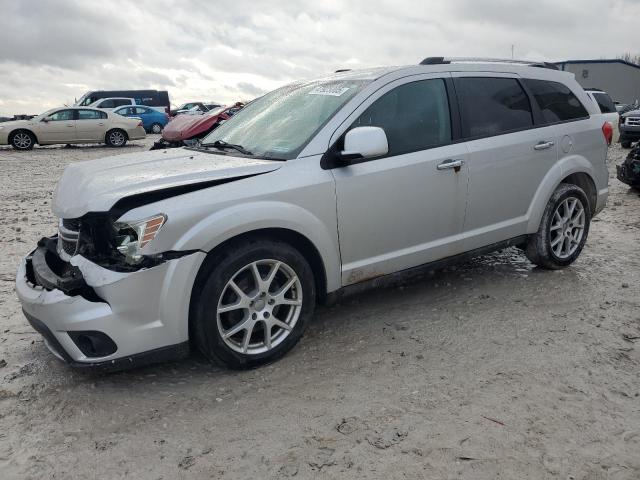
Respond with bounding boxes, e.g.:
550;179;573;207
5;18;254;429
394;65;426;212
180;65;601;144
0;107;146;150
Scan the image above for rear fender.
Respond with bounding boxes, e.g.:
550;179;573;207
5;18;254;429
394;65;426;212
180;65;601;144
526;155;597;232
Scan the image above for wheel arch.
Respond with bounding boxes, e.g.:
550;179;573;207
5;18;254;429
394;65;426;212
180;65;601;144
526;156;599;232
560;172;597;215
9;128;39;144
187;227;329;348
105;127;129;143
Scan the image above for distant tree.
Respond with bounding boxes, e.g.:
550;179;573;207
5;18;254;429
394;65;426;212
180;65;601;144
618;53;640;65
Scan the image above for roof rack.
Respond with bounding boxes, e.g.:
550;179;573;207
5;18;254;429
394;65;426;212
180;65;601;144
419;57;559;70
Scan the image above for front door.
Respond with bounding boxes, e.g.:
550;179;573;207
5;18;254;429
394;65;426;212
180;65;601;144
36;109;76;143
330;76;470;285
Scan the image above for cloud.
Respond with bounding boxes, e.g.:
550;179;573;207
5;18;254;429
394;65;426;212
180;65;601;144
1;0;640;115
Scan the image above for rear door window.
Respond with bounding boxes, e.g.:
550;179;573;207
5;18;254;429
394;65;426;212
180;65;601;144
351;78;452;157
523;79;589;123
454;77;533;138
592;92;616;114
113;99;132;107
77;110;106;120
98;99;114;108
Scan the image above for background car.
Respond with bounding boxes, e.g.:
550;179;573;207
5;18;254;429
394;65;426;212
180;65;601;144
89;97;167;114
584;88;619;143
113;105;170;133
0;107;146;150
151;102;244;149
619;108;640;148
75;89;170;114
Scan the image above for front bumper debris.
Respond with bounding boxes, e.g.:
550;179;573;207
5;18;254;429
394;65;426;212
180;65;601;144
617;146;640;188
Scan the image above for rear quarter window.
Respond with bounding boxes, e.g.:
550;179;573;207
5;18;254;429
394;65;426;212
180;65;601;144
523;79;589;123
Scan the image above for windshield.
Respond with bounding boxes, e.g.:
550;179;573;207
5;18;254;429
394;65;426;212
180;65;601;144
33;108;59;120
201;79;370;160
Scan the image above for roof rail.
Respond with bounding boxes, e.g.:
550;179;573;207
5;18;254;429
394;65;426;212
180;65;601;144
419;57;559;70
334;69;351;73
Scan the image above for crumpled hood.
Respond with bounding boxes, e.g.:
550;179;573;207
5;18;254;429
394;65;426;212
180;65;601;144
162;113;220;142
53;148;283;218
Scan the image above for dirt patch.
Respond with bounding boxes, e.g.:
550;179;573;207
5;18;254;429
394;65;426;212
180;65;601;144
0;139;639;479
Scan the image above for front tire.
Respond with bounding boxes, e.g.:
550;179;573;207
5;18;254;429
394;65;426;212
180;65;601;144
10;130;35;150
105;129;127;147
192;239;316;369
621;140;632;149
525;183;591;269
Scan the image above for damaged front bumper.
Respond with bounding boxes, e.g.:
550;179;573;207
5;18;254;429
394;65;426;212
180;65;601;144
16;238;206;369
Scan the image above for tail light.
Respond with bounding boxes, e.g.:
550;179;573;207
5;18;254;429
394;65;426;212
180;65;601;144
137;120;143;128
602;121;613;146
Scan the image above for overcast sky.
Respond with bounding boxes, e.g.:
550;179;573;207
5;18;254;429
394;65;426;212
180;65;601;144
1;0;639;115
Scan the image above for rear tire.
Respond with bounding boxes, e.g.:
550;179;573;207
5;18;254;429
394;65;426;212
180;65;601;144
192;239;316;369
525;183;591;270
10;130;35;150
150;123;163;134
105;129;127;147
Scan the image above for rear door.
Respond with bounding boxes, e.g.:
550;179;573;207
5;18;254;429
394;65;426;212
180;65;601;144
36;109;77;143
76;109;107;141
451;74;558;250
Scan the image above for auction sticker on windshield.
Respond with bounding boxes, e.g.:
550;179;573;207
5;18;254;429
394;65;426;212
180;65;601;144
309;85;351;96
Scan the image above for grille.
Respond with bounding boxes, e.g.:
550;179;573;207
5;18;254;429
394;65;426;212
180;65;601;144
57;219;80;259
626;117;640;127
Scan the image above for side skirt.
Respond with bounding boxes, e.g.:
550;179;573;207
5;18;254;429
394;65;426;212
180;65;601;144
324;235;528;305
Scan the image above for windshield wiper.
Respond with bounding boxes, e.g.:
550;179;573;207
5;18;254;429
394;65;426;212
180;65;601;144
202;140;253;156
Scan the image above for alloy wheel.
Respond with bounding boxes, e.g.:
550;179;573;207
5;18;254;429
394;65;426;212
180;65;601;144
549;196;585;259
13;133;32;149
152;123;162;134
216;259;303;355
109;131;125;146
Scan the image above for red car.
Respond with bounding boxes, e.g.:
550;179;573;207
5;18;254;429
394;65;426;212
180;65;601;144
150;102;244;149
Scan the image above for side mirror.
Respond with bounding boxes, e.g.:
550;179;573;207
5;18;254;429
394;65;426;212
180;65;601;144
341;126;388;161
42;117;50;123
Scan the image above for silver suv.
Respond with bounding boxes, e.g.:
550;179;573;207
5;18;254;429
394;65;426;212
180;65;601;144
16;58;609;370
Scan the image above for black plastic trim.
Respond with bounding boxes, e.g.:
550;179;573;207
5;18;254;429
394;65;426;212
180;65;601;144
325;235;528;304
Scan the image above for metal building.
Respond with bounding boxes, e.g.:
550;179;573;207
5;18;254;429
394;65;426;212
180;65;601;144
555;59;640;105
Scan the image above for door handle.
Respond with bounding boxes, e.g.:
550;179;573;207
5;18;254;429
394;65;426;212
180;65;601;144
437;159;464;171
97;123;104;126
66;124;74;127
533;141;555;151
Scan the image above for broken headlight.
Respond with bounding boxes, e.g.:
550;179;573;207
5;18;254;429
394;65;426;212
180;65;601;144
113;214;167;265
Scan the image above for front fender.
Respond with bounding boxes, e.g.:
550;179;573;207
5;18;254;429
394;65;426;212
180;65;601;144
173;200;342;292
526;154;599;232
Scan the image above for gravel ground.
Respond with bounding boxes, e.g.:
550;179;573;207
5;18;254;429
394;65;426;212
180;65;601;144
0;137;639;479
